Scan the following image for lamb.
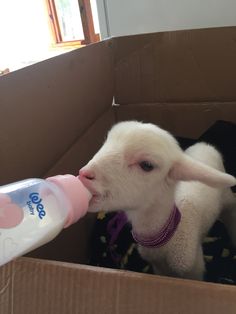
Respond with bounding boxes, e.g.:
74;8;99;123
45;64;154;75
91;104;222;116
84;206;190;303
79;121;236;280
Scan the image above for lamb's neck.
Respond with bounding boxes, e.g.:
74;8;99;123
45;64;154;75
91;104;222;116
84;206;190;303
127;185;176;236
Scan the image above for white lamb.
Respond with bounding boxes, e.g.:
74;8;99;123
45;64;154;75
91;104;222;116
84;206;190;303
79;121;236;280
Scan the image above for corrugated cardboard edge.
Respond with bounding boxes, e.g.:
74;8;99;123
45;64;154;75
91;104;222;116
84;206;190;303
1;257;236;314
0;261;13;313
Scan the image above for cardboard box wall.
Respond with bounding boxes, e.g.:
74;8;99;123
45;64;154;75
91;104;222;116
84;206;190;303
0;27;236;313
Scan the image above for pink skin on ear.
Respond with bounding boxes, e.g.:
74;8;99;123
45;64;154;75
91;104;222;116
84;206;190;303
0;194;24;229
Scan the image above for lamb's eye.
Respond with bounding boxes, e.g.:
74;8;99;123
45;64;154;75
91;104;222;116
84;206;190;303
139;161;154;172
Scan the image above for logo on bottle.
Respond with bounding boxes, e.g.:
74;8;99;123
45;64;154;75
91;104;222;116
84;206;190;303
27;193;46;219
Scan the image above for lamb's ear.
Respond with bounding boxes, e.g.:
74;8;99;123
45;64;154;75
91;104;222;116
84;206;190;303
168;156;236;188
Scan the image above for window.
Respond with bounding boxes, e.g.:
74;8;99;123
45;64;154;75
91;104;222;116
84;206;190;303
47;0;100;46
0;0;100;72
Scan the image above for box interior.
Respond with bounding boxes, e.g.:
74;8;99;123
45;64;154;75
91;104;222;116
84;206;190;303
27;27;236;265
0;26;236;313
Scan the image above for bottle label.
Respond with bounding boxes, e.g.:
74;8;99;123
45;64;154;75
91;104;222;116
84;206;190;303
27;193;46;220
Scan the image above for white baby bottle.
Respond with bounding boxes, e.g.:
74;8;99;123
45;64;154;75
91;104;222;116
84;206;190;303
0;174;91;266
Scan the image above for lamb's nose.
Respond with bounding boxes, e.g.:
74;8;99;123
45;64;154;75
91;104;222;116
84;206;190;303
79;168;95;180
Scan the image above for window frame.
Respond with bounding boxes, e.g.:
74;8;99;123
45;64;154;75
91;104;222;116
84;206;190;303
46;0;100;47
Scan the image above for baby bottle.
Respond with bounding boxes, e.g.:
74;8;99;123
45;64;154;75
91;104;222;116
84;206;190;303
0;174;91;266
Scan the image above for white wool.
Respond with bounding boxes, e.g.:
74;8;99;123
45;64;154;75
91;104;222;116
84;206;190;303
80;121;236;280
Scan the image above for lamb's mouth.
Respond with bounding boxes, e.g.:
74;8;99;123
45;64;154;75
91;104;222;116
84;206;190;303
89;190;111;208
89;194;101;206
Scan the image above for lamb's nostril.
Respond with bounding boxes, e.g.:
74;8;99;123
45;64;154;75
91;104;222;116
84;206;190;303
79;168;95;180
85;174;95;180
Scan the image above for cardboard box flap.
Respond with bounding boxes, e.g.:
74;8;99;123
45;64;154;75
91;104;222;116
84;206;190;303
0;40;114;184
26;213;96;264
115;101;236;138
27;109;115;264
44;108;115;177
113;27;236;104
1;258;236;314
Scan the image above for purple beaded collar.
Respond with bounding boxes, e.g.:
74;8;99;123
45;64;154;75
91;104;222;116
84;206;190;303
132;205;181;248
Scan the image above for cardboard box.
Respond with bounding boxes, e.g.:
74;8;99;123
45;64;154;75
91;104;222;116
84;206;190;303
0;26;236;313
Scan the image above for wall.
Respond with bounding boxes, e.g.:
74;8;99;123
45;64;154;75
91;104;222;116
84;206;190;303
96;0;236;38
0;0;52;71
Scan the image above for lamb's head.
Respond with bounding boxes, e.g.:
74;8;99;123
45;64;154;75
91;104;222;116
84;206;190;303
79;121;182;212
79;121;236;213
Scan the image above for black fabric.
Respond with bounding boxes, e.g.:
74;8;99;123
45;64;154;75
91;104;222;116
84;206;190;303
199;120;236;192
90;212;153;274
89;121;236;284
90;212;236;284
